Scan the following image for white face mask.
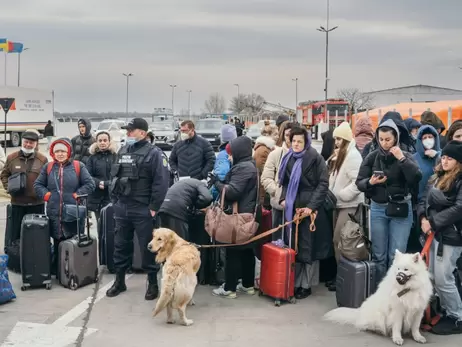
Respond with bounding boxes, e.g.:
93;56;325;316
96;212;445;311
422;138;435;150
180;133;190;141
21;147;34;154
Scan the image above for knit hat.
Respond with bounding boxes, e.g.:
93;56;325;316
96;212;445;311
53;143;69;153
276;115;290;127
220;124;237;143
333;122;353;142
225;143;232;155
442;140;462;163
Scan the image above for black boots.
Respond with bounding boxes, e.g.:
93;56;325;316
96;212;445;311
106;271;127;298
145;273;159;301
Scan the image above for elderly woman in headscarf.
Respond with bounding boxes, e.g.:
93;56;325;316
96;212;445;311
278;126;332;299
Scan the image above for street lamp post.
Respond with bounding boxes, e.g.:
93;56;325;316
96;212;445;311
317;0;338;123
122;73;133;118
170;84;177;117
186;90;192;119
234;83;240;115
17;47;29;87
292;78;298;119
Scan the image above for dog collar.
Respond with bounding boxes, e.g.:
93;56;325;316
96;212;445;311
397;288;411;298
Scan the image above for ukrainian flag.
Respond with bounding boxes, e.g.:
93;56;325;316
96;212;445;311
0;38;7;52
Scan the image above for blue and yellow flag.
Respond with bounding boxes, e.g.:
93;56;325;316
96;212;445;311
0;39;7;52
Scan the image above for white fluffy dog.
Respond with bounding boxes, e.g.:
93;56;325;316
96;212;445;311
324;251;433;345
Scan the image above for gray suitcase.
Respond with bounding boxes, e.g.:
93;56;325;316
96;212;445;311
58;195;99;290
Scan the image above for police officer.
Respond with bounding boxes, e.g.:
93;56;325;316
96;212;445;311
106;118;169;300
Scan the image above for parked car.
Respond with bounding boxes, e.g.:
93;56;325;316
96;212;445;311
150;121;178;150
245;124;261;145
93;119;127;149
195;118;226;151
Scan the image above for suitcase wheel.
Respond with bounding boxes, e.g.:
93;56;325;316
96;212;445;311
69;277;78;291
274;300;281;307
289;297;297;304
21;285;26;291
46;283;52;290
258;290;263;297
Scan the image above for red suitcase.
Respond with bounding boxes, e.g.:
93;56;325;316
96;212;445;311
258;210;296;306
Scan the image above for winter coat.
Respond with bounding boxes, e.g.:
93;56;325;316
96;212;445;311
354;116;374;153
362;111;416;159
279;146;332;264
418;174;462;247
86;142;117;212
34;138;96;239
71;119;95;165
214;136;258;215
0;150;48;206
169;133;216;180
356;119;422;204
328;140;364;209
412;125;441;202
261;143;289;210
253;136;276;205
211;143;232;200
44;123;54;137
159;178;212;223
321;129;334;161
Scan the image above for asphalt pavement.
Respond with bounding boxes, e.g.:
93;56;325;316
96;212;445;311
0;141;459;346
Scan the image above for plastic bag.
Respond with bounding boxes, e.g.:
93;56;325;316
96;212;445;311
0;255;16;305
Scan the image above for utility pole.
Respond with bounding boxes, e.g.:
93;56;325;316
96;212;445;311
317;0;338;123
122;73;133;118
186;90;192;119
234;83;240;115
292;78;298;119
170;84;177;116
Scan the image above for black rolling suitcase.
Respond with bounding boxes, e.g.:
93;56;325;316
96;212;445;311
98;203;115;273
3;204;13;253
336;203;378;308
20;214;52;291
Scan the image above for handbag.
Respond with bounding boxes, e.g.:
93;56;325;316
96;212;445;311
379;161;409;218
338;204;371;261
7;172;26;196
324;189;337;211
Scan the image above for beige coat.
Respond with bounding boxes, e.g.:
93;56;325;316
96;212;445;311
254;136;276;205
261;143;289;210
328;140;364;209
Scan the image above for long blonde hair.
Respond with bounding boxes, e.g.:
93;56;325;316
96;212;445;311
430;162;462;192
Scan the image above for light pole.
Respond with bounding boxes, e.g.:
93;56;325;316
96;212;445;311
234;83;240;115
292;78;298;118
122;73;133;117
317;0;338;122
170;84;177;116
17;47;29;87
186;90;192;118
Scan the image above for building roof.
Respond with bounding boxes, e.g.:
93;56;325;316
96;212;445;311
364;84;462;94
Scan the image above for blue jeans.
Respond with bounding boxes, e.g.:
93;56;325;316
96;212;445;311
429;240;462;320
370;201;413;282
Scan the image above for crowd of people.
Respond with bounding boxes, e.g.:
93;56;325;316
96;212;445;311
1;112;461;336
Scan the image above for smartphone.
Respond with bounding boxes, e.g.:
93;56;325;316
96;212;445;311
373;170;385;178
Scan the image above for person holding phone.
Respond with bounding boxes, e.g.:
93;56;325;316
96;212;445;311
356;119;422;282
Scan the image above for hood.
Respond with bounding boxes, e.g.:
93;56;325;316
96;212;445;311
89;141;117;155
447;120;462;141
420;111;445;132
229;136;253;164
254;136;276;150
354;116;374;137
415;125;440;157
77;118;92;137
403;118;421;132
49;137;73;160
380;111;412;145
376;119;400;154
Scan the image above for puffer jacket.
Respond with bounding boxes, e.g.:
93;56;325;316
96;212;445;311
159;178;212;222
328;140;364;209
169;133;215;180
261;143;288;210
214;136;258;214
211;143;232;200
86;142;118;212
418;174;462;247
356;119;422;204
253;135;276;205
34;138;96;239
71;119;95;164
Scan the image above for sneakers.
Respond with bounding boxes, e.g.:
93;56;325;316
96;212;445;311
212;283;255;298
236;283;255;295
431;316;462;335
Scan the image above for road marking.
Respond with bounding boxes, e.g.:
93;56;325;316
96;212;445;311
1;275;133;347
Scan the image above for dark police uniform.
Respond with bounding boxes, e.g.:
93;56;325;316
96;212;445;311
106;118;169;300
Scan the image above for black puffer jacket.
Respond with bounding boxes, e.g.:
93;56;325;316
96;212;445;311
356;119;422;204
71;119;95;165
158;178;212;222
418;174;462;247
86;142;117;212
169;133;215;180
214;136;257;214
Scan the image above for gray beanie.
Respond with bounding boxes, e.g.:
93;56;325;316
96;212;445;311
221;124;237;143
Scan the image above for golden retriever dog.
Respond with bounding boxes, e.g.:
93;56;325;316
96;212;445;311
147;228;201;326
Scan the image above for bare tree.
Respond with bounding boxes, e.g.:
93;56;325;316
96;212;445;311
204;93;226;114
229;93;265;114
337;88;375;112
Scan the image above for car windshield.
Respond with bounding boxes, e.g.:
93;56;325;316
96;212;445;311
97;122;112;130
248;125;260;133
151;123;173;131
196;120;223;131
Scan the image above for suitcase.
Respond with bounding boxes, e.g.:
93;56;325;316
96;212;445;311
258;210;296;306
98;203;115;273
5;239;21;273
3;204;13;253
336;256;377;308
58;195;99;290
20;214;52;291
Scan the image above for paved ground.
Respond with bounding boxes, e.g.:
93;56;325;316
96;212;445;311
1;141;459;346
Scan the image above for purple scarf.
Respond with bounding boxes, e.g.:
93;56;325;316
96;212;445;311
278;133;311;225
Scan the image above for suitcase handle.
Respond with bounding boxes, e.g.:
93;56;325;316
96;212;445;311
74;195;91;245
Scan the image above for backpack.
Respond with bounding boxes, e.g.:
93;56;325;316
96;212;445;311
338;204;371;261
47;160;81;178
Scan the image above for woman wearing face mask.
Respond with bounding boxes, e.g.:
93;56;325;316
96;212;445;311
356;120;422;282
86;131;117;221
34;138;96;274
418;141;462;335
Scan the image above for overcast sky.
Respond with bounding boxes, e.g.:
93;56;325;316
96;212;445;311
2;0;462;113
